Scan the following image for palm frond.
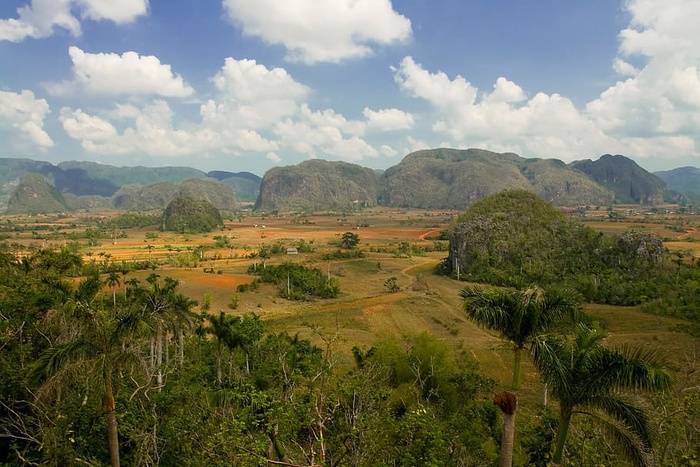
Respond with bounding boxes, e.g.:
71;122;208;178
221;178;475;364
587;394;653;447
583;407;654;467
532;335;571;400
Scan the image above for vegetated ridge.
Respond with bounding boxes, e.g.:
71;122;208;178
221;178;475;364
570;154;665;204
6;173;69;214
378;148;617;208
654;166;700;194
162;196;224;233
2;148;693;214
0;158;256;213
255;159;379;211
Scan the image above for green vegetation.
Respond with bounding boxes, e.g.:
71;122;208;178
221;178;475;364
340;231;360;249
255;159;379;211
6;173;69;214
0;188;698;466
533;324;673;466
448;190;700;324
247;262;340;300
162;196;223;233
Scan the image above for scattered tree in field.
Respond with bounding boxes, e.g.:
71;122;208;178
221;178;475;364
105;270;120;307
384;276;400;293
340;231;360;249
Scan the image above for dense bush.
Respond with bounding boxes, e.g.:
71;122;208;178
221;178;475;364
247;262;340;300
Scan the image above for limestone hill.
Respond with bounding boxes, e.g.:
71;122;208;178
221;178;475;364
255;160;379;211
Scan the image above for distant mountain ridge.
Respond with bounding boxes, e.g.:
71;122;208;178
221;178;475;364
378;148;616;208
654;167;700;194
0;158;261;212
1;150;696;214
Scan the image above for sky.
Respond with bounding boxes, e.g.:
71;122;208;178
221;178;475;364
1;0;699;176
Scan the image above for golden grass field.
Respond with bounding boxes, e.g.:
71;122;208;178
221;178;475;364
4;205;700;404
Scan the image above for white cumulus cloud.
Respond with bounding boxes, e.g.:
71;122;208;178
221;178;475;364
222;0;411;64
0;0;147;42
0;89;53;149
584;0;700;164
363;107;414;131
394;0;700;168
46;47;194;97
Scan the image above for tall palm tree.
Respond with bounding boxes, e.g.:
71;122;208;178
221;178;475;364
532;324;673;466
460;285;580;467
208;311;236;384
105;270;121;308
33;279;146;467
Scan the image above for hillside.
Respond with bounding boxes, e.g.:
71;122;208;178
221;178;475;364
570;154;665;204
255;159;379;211
207;170;262;202
112;179;237;211
6;173;69;214
655;166;700;194
378;148;614;208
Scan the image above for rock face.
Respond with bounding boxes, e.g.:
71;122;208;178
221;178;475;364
379;148;614;209
570;154;666;204
255;160;379;211
6;173;69;214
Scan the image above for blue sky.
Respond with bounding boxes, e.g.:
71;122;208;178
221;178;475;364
1;0;699;175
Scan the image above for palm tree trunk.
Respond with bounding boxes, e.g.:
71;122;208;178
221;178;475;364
552;406;573;466
494;391;517;467
179;329;184;365
512;346;523;391
155;324;163;388
105;375;120;467
216;341;222;384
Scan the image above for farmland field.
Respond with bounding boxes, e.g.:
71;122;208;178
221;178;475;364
2;204;700;405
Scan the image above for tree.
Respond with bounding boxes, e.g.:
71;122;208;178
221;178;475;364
105;270;121;308
460;285;580;467
340;231;360;249
32;279;146;467
532;324;674;466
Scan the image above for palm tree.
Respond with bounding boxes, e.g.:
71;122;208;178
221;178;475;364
460;285;579;467
532;324;673;466
105;270;121;308
33;278;146;467
208;311;235;384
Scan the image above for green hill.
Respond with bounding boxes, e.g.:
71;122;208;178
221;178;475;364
255;160;379;211
6;173;70;214
654;166;700;195
379;148;614;208
162;196;223;233
570;154;665;204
